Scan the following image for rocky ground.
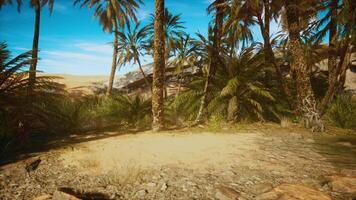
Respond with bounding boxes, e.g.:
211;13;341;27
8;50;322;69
0;124;355;200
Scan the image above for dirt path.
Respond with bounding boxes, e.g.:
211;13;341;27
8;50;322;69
1;125;355;200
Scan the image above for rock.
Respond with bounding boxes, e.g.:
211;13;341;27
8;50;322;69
336;142;354;147
326;175;356;194
135;189;147;198
33;194;52;200
251;183;273;195
215;186;241;200
147;182;156;187
256;184;331;200
160;182;168;191
52;191;80;200
186;181;196;186
306;138;314;143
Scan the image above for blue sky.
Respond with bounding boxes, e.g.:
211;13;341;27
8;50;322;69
0;0;270;75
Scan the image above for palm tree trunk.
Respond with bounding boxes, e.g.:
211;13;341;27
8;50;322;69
286;0;323;131
258;0;294;110
319;0;338;114
106;24;119;96
136;56;151;88
337;43;353;93
28;0;41;92
195;0;224;124
152;0;165;131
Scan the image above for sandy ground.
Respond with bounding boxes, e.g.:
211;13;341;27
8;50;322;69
60;132;259;173
1;125;356;199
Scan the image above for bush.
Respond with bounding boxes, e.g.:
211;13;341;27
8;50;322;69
326;94;356;130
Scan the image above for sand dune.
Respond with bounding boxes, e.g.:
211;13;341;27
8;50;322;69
42;73;109;89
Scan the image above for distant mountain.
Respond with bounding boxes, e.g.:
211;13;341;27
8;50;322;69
43;63;356;91
42;64;153;90
115;63;153;88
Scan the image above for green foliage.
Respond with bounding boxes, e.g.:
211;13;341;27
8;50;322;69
0;42;66;156
326;94;356;130
207;114;224;132
174;44;279;123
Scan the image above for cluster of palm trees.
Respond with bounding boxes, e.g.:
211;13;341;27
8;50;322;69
1;0;355;132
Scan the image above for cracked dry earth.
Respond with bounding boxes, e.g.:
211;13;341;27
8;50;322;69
1;125;356;200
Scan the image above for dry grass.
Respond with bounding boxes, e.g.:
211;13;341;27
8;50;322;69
280;117;293;128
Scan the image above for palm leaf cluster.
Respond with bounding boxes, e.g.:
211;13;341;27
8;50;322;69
0;43;66;155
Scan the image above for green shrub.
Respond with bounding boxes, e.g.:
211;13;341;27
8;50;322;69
207;114;224;132
326;94;356;130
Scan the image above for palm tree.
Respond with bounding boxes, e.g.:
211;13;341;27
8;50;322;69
146;8;185;97
313;0;356;114
28;0;56;93
0;0;21;10
113;95;151;129
146;8;185;61
75;0;142;96
117;22;151;87
216;44;276;121
224;0;295;110
152;0;165;131
174;44;276;122
284;0;324;131
0;0;54;92
195;0;225;124
170;34;197;97
0;42;65;153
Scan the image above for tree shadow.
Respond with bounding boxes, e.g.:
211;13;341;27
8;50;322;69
313;134;356;170
0;126;147;167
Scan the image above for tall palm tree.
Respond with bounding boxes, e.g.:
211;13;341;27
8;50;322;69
146;8;185;61
284;0;324;131
313;0;356;114
195;0;225;124
146;8;185;98
170;33;197;97
224;0;295;110
117;22;151;87
75;0;142;95
0;0;21;10
0;0;54;92
28;0;55;93
152;0;165;131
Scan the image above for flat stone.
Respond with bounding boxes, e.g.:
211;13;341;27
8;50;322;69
33;194;52;200
251;183;273;195
326;175;356;194
160;182;168;191
135;189;147;197
52;191;80;200
147;182;156;187
256;184;331;200
215;186;241;200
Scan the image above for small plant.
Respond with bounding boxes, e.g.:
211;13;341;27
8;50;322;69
326;94;356;130
207;114;224;132
280;116;293;128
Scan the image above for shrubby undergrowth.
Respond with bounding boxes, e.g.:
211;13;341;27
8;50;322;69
326;94;356;130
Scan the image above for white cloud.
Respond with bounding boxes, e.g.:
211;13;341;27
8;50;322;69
74;42;113;54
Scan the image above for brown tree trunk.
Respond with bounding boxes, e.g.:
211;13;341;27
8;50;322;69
28;0;41;92
258;0;295;110
106;22;119;96
152;0;165;131
285;0;324;132
195;0;224;124
337;44;353;93
319;0;338;114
